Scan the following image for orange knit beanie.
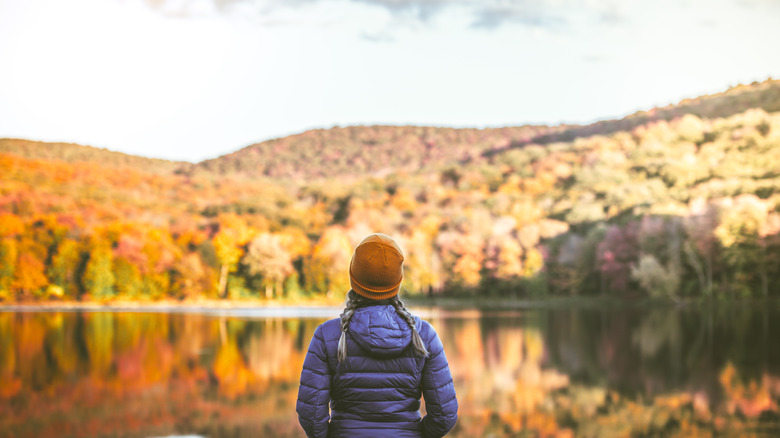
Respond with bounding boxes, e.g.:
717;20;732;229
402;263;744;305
349;233;404;300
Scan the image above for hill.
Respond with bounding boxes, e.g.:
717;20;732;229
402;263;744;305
1;78;780;302
0;138;185;174
191;125;560;180
192;78;780;180
3;79;779;182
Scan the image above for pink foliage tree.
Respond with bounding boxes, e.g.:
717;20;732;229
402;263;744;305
597;223;639;294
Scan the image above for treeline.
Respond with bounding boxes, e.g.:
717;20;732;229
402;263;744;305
1;82;780;302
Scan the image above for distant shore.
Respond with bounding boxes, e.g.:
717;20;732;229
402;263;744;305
3;296;779;315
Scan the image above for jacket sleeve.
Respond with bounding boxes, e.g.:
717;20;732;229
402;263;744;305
420;323;458;437
296;324;331;438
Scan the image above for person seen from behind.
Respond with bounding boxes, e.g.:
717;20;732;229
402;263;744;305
296;233;458;437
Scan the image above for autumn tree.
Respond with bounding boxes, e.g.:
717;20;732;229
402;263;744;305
213;214;253;299
140;228;180;299
112;232;145;298
683;199;719;297
597;223;639;295
0;214;23;299
0;239;18;299
47;239;82;299
14;239;49;298
83;241;115;300
304;227;352;298
402;216;444;295
714;195;771;296
436;228;485;291
242;233;293;298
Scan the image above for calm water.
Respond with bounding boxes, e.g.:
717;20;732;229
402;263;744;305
1;303;780;437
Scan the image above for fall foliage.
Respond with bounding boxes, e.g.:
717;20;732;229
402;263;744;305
2;79;780;301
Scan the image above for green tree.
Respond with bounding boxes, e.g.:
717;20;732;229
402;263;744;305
47;239;82;298
714;195;769;296
631;254;680;299
83;243;115;300
113;257;143;298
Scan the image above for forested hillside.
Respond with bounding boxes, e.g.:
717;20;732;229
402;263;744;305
0;138;184;174
193;125;560;180
1;79;780;302
194;79;780;180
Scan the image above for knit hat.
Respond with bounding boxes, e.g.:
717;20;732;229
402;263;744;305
349;233;404;300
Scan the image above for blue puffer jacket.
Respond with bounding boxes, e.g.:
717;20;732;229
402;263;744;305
296;304;458;438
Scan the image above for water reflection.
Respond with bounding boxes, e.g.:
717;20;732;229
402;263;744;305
1;305;779;437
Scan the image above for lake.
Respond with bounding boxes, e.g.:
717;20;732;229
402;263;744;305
1;302;780;437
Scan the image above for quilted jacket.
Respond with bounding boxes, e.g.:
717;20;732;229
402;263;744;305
296;303;458;438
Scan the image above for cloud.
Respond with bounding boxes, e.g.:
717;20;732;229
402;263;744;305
468;4;567;29
353;0;451;21
141;0;315;18
360;30;397;43
138;0;628;30
347;0;625;30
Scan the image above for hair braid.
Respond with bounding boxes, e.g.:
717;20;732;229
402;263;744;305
338;290;428;363
338;290;362;363
391;296;429;358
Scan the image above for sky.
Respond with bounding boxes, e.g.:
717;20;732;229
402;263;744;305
0;0;778;162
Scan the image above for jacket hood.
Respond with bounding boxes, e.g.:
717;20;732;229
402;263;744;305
347;304;412;357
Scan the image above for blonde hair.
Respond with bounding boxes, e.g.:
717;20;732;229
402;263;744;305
338;290;429;363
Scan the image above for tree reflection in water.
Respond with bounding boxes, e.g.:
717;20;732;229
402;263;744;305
1;305;779;437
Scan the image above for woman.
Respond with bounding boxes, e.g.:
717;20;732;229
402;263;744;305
296;233;458;438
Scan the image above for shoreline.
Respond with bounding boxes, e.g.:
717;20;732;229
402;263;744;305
0;300;343;318
3;296;780;314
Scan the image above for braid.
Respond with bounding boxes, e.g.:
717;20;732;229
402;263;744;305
391;296;429;358
338;290;429;362
338;290;362;363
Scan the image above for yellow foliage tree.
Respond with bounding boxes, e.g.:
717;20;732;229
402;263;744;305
0;239;17;299
304;227;352;298
213;214;253;299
